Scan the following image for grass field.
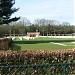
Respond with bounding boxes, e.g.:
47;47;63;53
10;37;75;51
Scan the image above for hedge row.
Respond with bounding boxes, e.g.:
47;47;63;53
0;38;12;50
0;49;75;74
0;38;9;50
0;49;75;65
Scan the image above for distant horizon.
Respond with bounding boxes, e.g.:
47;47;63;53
12;0;74;25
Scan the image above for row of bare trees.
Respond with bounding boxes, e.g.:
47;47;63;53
0;17;75;36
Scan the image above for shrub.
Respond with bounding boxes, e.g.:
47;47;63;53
0;49;75;74
8;38;13;46
0;38;9;50
0;49;75;65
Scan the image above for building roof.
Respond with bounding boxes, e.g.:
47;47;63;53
27;32;40;34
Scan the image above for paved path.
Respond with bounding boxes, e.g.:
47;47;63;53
50;42;67;46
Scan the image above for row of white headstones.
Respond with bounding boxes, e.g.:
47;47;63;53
6;36;75;41
6;36;35;41
19;36;35;41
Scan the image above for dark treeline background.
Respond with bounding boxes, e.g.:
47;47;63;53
0;17;75;36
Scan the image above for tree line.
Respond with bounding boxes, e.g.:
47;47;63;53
0;18;75;36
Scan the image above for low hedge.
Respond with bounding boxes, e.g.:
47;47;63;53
0;38;12;50
0;38;9;50
0;49;75;65
0;49;75;74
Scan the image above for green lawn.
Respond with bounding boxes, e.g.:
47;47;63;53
10;37;75;51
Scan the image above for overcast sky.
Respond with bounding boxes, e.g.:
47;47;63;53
12;0;74;25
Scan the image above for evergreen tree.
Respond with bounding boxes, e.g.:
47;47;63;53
0;0;20;25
